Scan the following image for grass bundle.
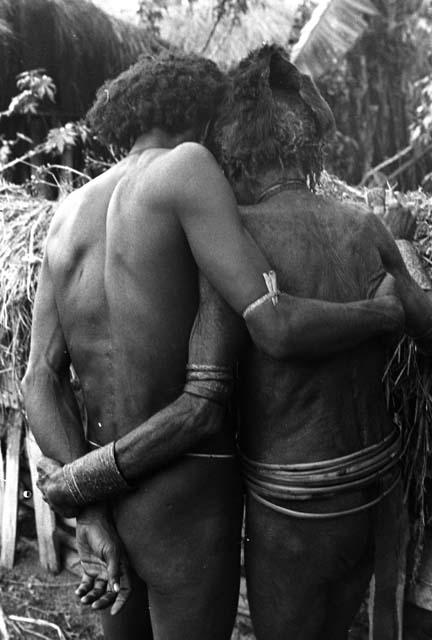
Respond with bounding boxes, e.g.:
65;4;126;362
384;337;432;572
319;172;432;569
0;182;54;428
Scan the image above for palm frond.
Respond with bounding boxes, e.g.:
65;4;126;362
159;0;302;68
291;0;378;77
0;16;11;35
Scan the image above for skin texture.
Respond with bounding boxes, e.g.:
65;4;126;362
24;134;406;637
196;188;432;640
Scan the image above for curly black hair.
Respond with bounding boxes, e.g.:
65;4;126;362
209;44;336;190
86;51;227;150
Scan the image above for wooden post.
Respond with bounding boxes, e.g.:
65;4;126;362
0;411;23;569
25;432;60;573
0;438;4;546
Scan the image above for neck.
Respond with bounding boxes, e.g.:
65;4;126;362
254;166;306;197
236;166;306;205
130;128;196;154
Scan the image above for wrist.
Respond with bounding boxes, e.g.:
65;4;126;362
76;502;110;525
374;295;404;334
63;442;132;509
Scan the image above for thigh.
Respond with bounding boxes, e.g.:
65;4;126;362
100;568;153;640
114;457;244;640
149;538;241;640
245;494;374;640
322;546;373;640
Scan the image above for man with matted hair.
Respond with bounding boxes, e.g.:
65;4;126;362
26;49;406;640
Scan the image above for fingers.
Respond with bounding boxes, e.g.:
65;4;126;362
110;583;131;616
76;574;124;613
75;572;95;599
79;578;108;605
110;561;132;616
105;545;121;594
91;591;118;611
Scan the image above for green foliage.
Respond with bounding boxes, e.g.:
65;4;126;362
410;75;432;151
45;122;89;156
1;69;56;118
137;0;167;34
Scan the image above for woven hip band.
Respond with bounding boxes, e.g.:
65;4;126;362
241;426;403;518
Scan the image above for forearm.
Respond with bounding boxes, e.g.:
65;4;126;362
246;294;402;359
394;240;432;345
54;392;225;511
115;393;224;482
22;366;86;463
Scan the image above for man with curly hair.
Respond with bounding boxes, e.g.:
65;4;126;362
25;50;407;640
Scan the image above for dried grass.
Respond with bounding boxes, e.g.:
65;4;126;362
0;182;54;419
319;172;432;571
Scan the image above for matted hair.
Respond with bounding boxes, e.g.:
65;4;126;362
86;51;227;150
210;44;336;190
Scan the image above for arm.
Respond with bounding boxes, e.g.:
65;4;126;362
367;213;432;351
168;143;403;358
21;256;86;462
115;276;246;481
22;256;130;613
39;275;245;512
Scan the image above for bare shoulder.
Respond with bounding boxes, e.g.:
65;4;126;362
46;189;83;249
164;142;222;184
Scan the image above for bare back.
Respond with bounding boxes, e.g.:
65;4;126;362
47;149;199;445
238;188;392;463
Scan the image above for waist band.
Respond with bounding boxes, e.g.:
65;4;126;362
242;426;404;518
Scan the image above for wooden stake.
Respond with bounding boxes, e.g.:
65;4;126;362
25;432;60;573
0;603;10;640
0;434;5;546
0;411;23;569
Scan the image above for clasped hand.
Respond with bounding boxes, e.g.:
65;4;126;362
36;457;131;614
36;456;81;518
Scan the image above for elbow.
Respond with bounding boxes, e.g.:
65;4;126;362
183;393;225;438
21;361;53;406
21;366;34;404
249;323;295;360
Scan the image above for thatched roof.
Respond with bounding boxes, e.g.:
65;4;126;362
0;0;166;116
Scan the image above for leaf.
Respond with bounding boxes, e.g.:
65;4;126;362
159;0;303;67
6;91;39;116
45;126;77;155
291;0;378;77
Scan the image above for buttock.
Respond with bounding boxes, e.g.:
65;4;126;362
111;455;243;589
245;490;374;586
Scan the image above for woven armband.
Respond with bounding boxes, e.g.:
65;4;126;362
62;442;131;507
184;364;234;406
243;270;280;319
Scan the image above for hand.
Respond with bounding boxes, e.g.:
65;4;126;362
375;273;398;299
374;274;405;341
383;204;416;241
76;504;132;615
36;456;81;518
